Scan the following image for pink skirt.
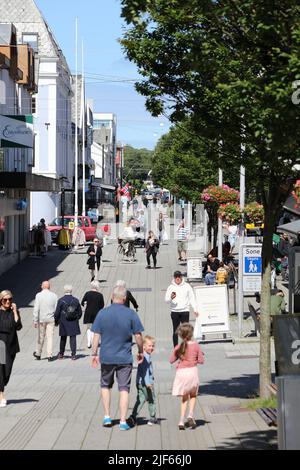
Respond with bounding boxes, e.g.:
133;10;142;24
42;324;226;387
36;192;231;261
172;366;199;396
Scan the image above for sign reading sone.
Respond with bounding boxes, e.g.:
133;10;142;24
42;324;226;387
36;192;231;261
243;246;262;275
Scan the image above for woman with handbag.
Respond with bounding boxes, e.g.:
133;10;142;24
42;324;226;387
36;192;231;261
145;230;160;269
0;290;22;407
87;238;103;281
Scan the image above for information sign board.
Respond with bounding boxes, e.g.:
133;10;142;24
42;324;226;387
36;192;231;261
187;257;202;281
242;245;262;293
194;285;232;341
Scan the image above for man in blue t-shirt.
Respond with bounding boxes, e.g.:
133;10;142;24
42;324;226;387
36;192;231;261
91;285;144;431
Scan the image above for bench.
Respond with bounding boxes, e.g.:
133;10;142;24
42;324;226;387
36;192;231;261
256;382;277;427
267;383;277;396
247;302;260;336
256;407;277;427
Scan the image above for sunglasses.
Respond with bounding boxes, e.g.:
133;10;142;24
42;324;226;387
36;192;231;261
2;298;12;303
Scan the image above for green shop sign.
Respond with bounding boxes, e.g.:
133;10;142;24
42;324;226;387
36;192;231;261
0;115;33;148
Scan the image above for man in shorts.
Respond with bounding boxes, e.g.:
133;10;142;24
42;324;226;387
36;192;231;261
91;285;144;430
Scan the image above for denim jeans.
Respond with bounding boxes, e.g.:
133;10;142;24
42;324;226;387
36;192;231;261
205;272;216;285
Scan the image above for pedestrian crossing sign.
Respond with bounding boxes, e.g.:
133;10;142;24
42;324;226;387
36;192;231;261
244;256;261;275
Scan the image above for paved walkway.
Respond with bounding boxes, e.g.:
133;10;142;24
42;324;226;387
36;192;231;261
0;235;277;450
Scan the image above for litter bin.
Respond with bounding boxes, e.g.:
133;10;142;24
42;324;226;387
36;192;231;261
276;375;300;450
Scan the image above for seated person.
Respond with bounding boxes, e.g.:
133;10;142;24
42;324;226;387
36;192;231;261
216;261;228;285
119;221;136;253
270;289;286;315
205;254;220;285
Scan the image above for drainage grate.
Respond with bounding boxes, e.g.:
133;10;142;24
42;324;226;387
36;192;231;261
227;355;259;359
129;288;152;292
210;404;249;415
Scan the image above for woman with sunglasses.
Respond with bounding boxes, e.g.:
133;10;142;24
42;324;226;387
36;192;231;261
0;290;22;407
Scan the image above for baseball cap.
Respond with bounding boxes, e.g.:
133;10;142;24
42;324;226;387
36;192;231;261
173;270;183;278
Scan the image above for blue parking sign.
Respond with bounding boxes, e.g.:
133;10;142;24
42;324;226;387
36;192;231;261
244;256;262;275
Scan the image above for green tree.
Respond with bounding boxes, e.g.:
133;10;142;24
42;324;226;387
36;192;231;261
152;120;217;202
121;0;300;397
123;145;153;183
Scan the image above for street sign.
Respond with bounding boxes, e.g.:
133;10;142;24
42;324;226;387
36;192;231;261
194;285;232;342
242;244;262;293
238;242;262;338
187;257;202;281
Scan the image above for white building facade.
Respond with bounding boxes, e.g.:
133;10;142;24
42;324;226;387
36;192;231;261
92;112;117;203
0;0;74;227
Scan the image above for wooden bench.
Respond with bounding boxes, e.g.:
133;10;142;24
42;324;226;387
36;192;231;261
256;407;277;427
256;382;277;427
247;302;260;336
267;383;277;396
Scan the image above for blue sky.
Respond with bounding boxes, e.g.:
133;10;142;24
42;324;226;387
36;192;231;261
35;0;169;149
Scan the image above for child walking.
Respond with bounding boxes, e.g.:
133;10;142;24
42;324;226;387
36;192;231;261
170;323;204;430
128;335;158;426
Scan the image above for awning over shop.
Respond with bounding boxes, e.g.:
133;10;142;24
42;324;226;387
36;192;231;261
0;172;61;192
100;183;115;192
277;219;300;237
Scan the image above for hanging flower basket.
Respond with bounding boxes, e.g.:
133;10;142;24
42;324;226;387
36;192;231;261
244;202;264;224
201;184;240;205
218;202;241;224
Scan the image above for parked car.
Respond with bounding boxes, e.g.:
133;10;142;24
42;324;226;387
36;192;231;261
47;216;97;243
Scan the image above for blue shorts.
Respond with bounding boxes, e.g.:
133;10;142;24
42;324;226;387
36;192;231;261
101;364;132;392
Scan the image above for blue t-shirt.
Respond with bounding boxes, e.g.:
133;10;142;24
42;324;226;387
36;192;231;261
91;303;144;364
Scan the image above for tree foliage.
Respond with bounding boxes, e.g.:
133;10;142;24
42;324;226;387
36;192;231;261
123;145;153;183
121;0;300;397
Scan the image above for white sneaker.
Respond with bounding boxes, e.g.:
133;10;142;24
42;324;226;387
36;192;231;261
0;398;7;407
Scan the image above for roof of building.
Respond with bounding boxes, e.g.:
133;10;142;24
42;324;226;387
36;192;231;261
0;23;14;45
0;0;70;74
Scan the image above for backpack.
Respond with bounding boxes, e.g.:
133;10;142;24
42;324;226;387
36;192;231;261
62;300;78;321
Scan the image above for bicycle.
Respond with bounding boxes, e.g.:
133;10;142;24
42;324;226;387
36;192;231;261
118;239;136;262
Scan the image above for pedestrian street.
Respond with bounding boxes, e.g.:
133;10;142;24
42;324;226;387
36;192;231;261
0;237;276;450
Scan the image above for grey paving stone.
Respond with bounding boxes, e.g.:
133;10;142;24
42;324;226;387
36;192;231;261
0;238;277;450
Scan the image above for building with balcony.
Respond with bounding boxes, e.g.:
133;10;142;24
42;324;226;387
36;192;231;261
0;0;74;227
0;23;58;275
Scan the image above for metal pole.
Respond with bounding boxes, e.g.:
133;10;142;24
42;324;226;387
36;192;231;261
218;168;223;260
81;40;86;216
240;164;245;244
74;18;79;229
238;242;244;337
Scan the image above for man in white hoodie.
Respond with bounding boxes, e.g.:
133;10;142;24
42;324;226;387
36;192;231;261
33;281;58;361
165;271;199;346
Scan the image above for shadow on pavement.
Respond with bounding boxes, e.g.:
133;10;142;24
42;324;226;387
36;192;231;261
0;249;70;309
200;374;260;398
8;398;39;404
212;429;277;450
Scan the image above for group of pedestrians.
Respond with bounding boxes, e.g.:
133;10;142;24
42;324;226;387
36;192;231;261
90;279;204;431
0;221;206;430
32;280;105;361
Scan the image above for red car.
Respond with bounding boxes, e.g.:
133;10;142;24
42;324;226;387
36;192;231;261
47;216;97;243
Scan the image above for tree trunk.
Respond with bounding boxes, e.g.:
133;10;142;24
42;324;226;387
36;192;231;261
259;206;276;398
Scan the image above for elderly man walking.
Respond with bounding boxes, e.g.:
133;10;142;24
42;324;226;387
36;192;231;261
33;281;58;362
91;285;144;430
54;285;82;360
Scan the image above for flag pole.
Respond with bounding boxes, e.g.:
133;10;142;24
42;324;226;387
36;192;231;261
74;18;79;229
81;39;86;216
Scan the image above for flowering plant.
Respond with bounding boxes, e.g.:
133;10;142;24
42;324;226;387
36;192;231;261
218;203;241;224
244;202;264;224
201;185;240;205
292;180;300;208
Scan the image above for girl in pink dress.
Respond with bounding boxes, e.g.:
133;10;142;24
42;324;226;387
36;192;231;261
170;323;204;430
